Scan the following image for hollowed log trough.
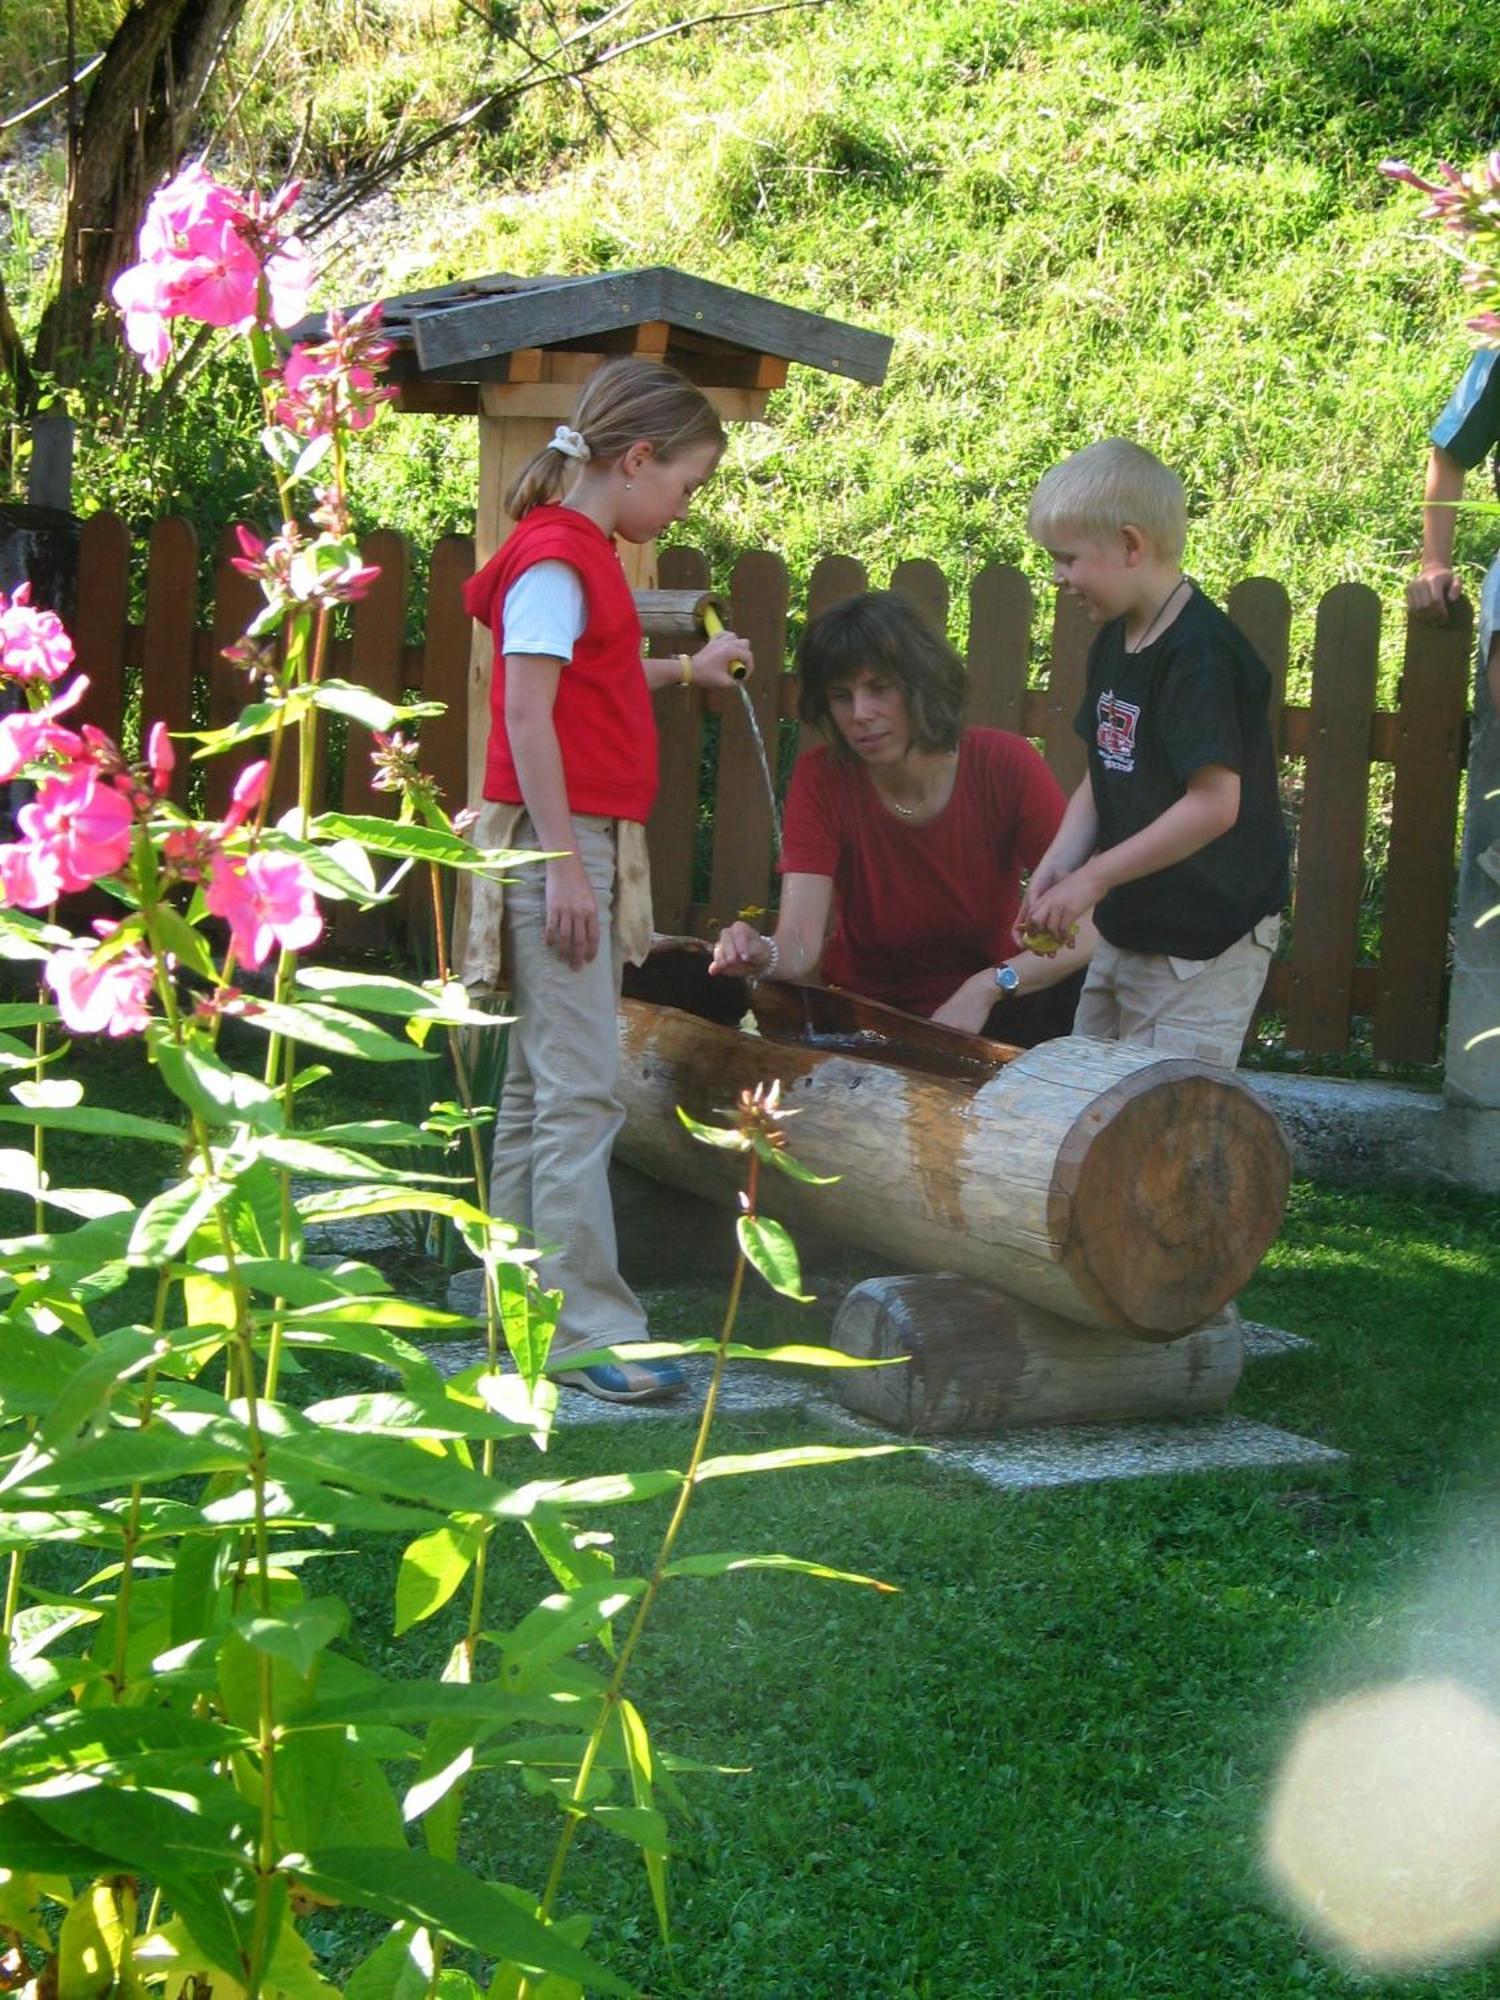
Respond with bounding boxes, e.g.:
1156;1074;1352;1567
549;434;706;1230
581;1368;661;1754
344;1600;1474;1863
617;946;1291;1351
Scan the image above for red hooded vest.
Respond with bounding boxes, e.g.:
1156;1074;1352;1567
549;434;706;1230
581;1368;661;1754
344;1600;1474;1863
464;505;657;823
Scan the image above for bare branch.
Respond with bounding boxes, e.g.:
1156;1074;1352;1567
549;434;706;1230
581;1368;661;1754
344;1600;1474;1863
297;0;827;243
0;53;104;133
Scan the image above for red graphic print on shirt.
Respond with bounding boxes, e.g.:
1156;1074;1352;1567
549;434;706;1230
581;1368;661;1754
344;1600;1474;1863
1096;691;1140;773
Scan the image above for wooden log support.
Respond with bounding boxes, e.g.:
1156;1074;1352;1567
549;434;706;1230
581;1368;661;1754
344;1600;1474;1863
829;1275;1244;1433
615;1009;1290;1338
633;587;730;645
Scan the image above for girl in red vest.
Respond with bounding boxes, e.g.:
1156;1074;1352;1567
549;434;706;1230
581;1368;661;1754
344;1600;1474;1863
464;359;752;1402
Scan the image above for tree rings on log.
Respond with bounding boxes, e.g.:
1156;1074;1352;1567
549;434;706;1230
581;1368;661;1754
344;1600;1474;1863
829;1274;1243;1434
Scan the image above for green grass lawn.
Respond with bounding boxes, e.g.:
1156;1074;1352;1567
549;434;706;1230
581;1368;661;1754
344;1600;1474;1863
295;1178;1500;2000
12;1029;1500;1995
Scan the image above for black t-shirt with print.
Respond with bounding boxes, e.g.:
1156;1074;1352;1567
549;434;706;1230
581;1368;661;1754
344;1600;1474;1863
1072;585;1290;960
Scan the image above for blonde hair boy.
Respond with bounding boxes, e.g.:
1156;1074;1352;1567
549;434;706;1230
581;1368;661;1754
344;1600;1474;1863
1019;439;1288;1068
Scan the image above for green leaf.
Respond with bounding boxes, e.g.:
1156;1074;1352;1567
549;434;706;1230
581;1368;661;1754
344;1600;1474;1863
312;812;520;871
0;1708;248;1792
152;1035;282;1132
674;1105;750;1151
276;1729;407;1854
0;1103;183;1143
662;1550;897;1591
149;903;219;980
233;998;435;1062
128;1174;228;1262
765;1147;841;1186
619;1698;670;1940
395;1520;485;1636
695;1443;916;1482
737;1213;812;1300
234;1596;348;1677
296;1847;628;1993
9;1077;83;1109
309;680;445;732
499;1582;644;1693
346;1923;441;2000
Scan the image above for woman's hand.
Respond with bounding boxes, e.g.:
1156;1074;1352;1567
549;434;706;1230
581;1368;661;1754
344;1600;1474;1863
931;970;996;1037
545;853;600;968
710;920;774;978
690;630;754;688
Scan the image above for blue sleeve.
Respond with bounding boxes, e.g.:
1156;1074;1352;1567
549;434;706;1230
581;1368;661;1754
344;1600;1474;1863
1431;350;1500;469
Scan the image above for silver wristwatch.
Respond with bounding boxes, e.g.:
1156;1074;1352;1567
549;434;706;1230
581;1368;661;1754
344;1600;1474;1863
993;964;1020;996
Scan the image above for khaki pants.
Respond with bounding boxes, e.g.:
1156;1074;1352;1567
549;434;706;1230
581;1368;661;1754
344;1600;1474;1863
1075;916;1280;1070
490;813;648;1362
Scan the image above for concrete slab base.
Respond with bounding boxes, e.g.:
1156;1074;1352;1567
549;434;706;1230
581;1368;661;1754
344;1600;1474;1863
1246;1072;1500;1193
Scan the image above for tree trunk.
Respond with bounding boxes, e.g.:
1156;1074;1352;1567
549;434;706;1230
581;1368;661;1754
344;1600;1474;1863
33;0;249;385
828;1274;1243;1433
615;1002;1291;1339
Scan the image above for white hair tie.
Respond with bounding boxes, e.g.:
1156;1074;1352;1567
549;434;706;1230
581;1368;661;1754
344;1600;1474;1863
551;425;591;462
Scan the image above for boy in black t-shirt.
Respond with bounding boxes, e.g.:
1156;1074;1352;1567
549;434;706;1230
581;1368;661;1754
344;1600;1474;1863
1020;439;1289;1069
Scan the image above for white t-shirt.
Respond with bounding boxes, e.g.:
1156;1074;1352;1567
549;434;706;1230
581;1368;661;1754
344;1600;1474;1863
501;561;586;662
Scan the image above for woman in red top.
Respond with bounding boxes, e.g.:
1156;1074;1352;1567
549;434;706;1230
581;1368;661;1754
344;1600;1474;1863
465;359;752;1402
712;591;1091;1043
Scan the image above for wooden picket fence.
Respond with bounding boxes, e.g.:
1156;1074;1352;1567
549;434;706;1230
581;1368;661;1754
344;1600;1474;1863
71;513;1475;1064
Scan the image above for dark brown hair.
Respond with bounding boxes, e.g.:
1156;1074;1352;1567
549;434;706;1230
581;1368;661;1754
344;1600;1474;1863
797;590;968;760
505;357;726;516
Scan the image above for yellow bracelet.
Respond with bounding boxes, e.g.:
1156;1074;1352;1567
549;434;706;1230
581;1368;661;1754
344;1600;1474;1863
678;653;694;687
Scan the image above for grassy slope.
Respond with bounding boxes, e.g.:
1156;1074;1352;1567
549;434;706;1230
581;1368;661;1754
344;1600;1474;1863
339;0;1500;691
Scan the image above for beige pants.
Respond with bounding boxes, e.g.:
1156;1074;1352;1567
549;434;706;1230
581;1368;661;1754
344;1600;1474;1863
489;813;648;1362
1075;916;1280;1069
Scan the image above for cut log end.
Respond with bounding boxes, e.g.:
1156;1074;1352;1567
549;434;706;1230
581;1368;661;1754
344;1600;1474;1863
1046;1060;1291;1337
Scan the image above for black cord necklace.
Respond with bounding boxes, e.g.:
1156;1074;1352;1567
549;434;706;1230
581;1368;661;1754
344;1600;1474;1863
1126;575;1190;654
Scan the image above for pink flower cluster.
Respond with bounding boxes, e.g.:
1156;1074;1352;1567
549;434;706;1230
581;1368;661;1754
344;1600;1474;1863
276;304;396;440
1382;153;1500;345
111;163;313;374
1;583;74;683
45;926;157;1038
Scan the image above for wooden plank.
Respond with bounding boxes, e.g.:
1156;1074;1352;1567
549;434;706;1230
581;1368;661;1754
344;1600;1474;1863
1284;582;1380;1053
204;527;264;822
966;562;1032;736
631;320;672;356
72;511;130;746
1372;602;1471;1061
797;553;868;755
389;383;479;416
479;382;772;423
648;545;712;936
706;550;787;928
1227;577;1291;751
336;531;409;949
890;557;948;636
1041;588;1092;793
419;535;477;828
414;267;893;386
140;517;198;803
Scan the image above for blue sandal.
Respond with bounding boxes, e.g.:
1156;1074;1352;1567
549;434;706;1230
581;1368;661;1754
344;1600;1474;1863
551;1358;686;1405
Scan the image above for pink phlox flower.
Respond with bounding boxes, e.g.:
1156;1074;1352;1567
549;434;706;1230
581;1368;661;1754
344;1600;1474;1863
275;306;395;437
111;162;313;373
1468;310;1500;344
0;676;88;784
18;764;135;893
147;721;175;795
0;839;63;910
0;583;75;684
45;925;157;1038
224;759;269;831
205;849;322;969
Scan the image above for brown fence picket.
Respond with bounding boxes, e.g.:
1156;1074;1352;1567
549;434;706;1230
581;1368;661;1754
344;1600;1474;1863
1285;583;1380;1052
1373;604;1471;1061
798;553;868;753
1227;577;1291;751
419;535;476;822
966;561;1032;736
1043;589;1092;792
205;528;264;822
73;512;130;745
707;549;787;928
335;531;408;950
649;544;711;936
890;557;948;636
140;517;198;803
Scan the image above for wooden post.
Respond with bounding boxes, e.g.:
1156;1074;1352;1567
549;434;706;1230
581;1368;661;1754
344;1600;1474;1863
1446;600;1500;1106
828;1275;1244;1433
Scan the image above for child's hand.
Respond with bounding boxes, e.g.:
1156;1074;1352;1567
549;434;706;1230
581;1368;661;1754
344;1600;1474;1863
1024;869;1096;947
545;854;600;967
690;630;754;688
1406;565;1467;624
711;922;773;977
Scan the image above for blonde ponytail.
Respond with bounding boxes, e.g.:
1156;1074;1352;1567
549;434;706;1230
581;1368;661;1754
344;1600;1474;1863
505;356;725;517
